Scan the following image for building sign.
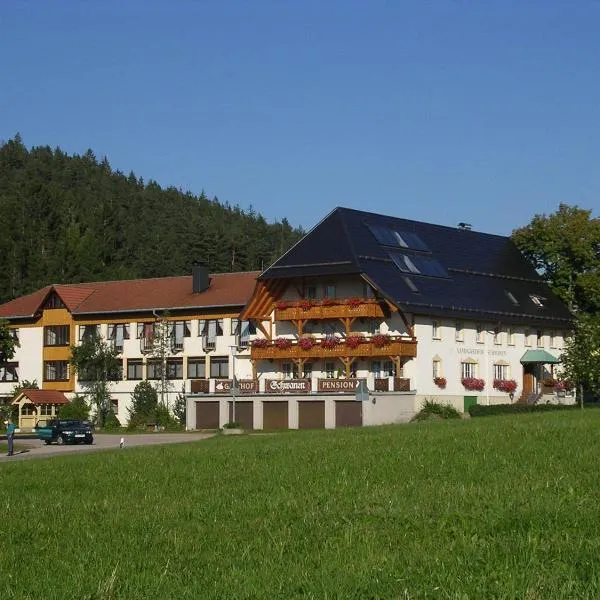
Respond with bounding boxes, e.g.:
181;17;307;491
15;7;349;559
317;378;366;392
214;379;257;394
190;379;209;394
456;347;507;357
265;379;311;393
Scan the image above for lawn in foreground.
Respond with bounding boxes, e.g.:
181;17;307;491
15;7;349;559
2;411;600;599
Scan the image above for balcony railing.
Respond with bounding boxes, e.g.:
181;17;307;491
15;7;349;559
251;335;417;360
274;298;385;321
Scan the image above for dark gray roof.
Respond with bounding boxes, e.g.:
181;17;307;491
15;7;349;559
262;207;573;327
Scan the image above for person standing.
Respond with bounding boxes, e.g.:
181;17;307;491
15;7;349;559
5;418;16;456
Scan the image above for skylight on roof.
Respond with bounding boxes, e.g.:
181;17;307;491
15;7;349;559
530;294;546;308
506;291;519;306
366;223;429;252
389;252;448;278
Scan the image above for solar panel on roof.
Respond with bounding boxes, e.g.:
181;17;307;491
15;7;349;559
389;251;448;278
365;223;430;252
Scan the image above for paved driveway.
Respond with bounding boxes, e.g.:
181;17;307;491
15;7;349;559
1;432;215;462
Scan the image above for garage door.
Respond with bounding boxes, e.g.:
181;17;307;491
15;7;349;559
263;401;289;430
228;401;254;430
195;401;220;429
298;401;325;429
335;401;362;428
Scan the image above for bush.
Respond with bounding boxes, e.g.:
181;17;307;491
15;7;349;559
102;410;122;431
223;421;242;429
57;394;90;421
412;400;461;422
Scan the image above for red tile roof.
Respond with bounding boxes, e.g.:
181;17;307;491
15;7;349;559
0;272;260;319
14;389;69;405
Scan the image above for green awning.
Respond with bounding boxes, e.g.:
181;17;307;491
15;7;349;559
520;349;560;364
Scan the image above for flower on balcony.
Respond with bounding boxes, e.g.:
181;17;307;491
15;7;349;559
345;335;365;349
298;336;316;350
321;297;338;306
493;379;517;393
346;297;363;308
554;380;571;392
372;333;392;348
542;378;556;388
321;336;340;349
252;338;269;348
274;337;292;349
276;300;291;310
462;377;485;391
434;377;447;389
298;299;313;311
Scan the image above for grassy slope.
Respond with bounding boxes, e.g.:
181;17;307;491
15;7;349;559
2;411;600;599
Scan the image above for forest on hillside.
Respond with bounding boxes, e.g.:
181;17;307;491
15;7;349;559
0;136;304;303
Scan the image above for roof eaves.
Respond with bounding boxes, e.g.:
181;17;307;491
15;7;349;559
73;303;247;316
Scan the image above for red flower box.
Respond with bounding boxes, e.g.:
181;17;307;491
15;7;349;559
493;379;517;393
252;338;269;348
321;298;337;306
434;377;447;389
462;377;485;391
321;336;340;349
274;337;292;349
372;334;392;348
298;337;316;350
345;335;365;349
298;299;313;311
276;301;291;310
346;297;363;308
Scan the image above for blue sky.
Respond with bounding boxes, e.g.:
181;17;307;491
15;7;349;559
1;0;599;235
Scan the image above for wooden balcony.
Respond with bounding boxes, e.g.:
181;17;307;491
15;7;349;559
251;336;417;361
274;299;385;321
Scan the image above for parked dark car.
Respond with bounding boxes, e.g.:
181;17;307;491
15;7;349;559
34;420;94;445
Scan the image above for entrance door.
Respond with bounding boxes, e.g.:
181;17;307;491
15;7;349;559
523;365;535;396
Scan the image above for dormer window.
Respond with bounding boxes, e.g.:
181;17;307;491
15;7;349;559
506;291;519;306
530;295;546;308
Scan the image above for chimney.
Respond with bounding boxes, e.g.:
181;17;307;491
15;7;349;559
192;264;210;293
457;222;472;231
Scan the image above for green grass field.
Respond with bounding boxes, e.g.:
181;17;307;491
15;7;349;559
2;411;600;599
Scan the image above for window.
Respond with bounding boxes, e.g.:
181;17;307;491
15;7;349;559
40;404;54;416
167;358;183;379
455;322;464;342
44;325;69;346
168;320;191;351
507;327;515;346
525;330;532;347
111;399;119;415
0;362;18;382
10;329;19;342
22;403;36;415
367;320;381;335
506;291;519;306
147;360;163;380
210;357;229;378
432;320;441;340
362;283;375;298
324;362;335;378
537;330;544;348
550;331;557;348
199;319;223;350
476;324;484;344
231;319;256;347
371;360;394;378
137;322;155;339
107;323;130;352
127;359;143;380
530;295;546;308
282;362;298;379
324;284;336;299
302;363;313;378
44;361;69;381
494;326;502;345
43;293;65;309
187;357;206;379
366;223;429;251
461;362;476;380
494;364;509;380
109;361;123;381
78;324;100;343
432;360;442;379
306;285;317;300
